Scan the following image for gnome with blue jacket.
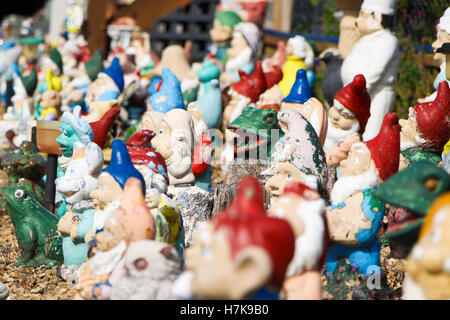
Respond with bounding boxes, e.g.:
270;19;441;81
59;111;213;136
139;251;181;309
85;57;124;121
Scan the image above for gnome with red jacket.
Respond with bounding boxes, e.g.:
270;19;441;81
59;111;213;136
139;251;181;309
326;112;400;277
268;182;328;300
324;74;371;167
399;81;450;169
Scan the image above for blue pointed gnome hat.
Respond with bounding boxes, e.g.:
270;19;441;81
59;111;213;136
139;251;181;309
149;67;185;113
103;57;124;92
61;107;94;145
103;139;146;196
283;69;311;104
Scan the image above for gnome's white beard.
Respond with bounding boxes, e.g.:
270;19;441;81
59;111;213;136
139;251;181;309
93;199;121;232
324;121;360;152
90;240;126;275
172;270;195;299
225;47;252;72
330;169;378;205
285;199;326;278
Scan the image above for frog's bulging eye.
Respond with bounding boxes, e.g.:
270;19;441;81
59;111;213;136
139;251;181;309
15;189;24;199
425;177;439;192
265;115;274;124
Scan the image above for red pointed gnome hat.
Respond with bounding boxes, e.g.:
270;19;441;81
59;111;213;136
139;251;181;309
89;106;120;148
335;74;371;134
232;70;260;102
249;61;267;96
414;81;450;149
365;112;400;182
264;64;282;89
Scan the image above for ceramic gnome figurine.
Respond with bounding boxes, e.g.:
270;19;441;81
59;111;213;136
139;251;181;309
341;0;399;140
172;175;296;300
12;67;37;120
148;67;185;114
402;192;450;300
399;81;450;169
89;106;121;161
56;142;104;282
268;182;328;300
209;10;243;67
38;89;61;120
281;69;328;146
220;22;260;87
324;74;371;167
278;35;314;96
420;8;450;103
84;57;124;121
77;177;155;300
326;112;400;278
264;109;328;197
88;139;146;242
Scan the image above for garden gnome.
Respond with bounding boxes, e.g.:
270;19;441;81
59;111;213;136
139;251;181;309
89;139;146;240
104;240;183;300
89;106;120;149
56;106;94;170
143;109;195;189
56;142;104;282
403;192;450;300
400;81;450;153
220;22;259;87
38;89;61;120
281;69;328;145
77;177;155;300
12;67;37;119
341;0;399;140
39;48;63;92
148;67;185;113
278;35;313;96
209;10;243;66
268;182;328;300
420;8;450;102
172;176;295;300
324;74;371;167
85;57;124;121
264;109;328;198
326;112;400;276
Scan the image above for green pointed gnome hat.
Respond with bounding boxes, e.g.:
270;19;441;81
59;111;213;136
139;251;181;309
50;48;63;75
85;49;103;81
20;67;37;97
215;11;242;28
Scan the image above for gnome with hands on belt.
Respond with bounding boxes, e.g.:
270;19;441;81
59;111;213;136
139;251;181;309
341;0;399;141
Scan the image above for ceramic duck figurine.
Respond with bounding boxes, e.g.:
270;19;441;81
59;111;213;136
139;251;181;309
325;112;400;278
56;142;104;280
268;182;328;300
172;175;296;300
197;60;221;98
324;74;371;166
148;67;185;113
188;79;222;130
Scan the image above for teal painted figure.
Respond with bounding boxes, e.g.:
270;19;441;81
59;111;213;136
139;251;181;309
2;185;63;267
55;142;104;267
191;79;222;129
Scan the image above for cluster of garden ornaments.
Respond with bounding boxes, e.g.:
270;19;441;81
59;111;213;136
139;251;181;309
0;0;449;300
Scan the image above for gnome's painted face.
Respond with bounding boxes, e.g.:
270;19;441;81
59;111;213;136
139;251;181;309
227;34;249;60
56;123;81;157
95;211;127;252
340;143;376;177
432;28;450;63
355;9;383;36
265;162;317;197
399;108;424;151
210;19;233;43
90;172;123;210
86;73;118;106
329;99;358;131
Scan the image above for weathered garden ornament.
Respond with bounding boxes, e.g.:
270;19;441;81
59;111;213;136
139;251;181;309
341;0;399;140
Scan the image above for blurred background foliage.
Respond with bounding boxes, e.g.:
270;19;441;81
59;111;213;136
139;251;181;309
292;0;448;118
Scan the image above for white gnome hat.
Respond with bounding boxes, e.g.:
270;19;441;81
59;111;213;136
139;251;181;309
438;7;450;34
234;22;260;57
361;0;395;16
288;35;307;59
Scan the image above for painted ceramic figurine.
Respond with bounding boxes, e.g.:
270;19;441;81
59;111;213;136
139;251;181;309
402;192;450;300
208;10;242;66
56;142;104;280
399;81;449;169
187;78;222;130
172;175;295;300
278;35;313;96
341;0;399;140
326;112;400;277
264;109;327;197
374;160;450;248
148;67;185;114
268;182;328;300
281;69;328;146
101;240;183;300
2;185;63;267
324;74;371;167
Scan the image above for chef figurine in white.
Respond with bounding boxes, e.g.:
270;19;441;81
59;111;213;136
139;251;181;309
341;0;399;141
